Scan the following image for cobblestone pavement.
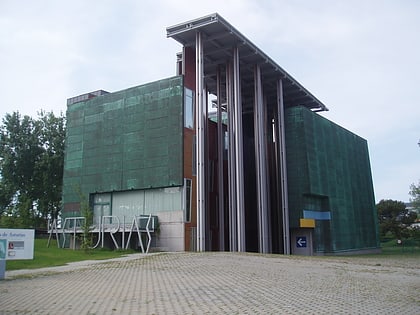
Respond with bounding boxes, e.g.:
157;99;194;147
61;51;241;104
1;252;419;314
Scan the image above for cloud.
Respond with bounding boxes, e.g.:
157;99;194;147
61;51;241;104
0;0;418;201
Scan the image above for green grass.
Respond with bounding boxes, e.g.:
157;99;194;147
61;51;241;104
379;238;420;256
343;238;420;258
6;238;136;271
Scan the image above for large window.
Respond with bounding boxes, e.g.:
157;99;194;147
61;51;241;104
184;88;194;129
92;193;111;225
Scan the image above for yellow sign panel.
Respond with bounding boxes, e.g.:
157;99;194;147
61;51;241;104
300;218;315;228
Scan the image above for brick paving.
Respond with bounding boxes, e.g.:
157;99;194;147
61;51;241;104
1;252;419;314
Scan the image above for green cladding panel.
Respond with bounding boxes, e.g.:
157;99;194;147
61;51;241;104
62;76;184;205
285;106;379;253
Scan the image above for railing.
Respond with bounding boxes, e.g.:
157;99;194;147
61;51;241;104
47;215;157;254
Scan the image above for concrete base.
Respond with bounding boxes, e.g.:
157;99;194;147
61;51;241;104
154;210;184;251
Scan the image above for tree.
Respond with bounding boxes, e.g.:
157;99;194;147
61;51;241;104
409;180;420;210
34;111;66;222
0;111;65;228
376;199;417;239
79;192;94;252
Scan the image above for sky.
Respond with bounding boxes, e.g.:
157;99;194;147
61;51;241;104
0;0;419;202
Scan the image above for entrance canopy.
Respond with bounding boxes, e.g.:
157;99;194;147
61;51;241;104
167;13;328;112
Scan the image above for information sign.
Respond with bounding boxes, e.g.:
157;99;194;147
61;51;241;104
296;236;307;248
0;229;35;260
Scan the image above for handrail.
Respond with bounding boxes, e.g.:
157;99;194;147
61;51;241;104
91;218;102;249
145;214;152;253
61;217;85;249
47;214;157;253
102;216;120;249
47;218;60;248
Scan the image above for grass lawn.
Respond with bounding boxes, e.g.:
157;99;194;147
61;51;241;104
378;238;420;256
5;238;136;271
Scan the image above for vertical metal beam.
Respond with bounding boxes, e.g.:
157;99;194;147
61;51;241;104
254;64;270;253
233;47;245;252
196;31;205;252
273;110;283;253
226;61;237;251
217;66;225;251
263;95;272;252
204;85;210;250
277;79;290;255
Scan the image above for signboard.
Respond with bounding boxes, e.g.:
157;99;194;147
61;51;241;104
0;229;35;260
296;236;307;248
300;218;315;228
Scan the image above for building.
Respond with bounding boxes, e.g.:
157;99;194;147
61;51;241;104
61;13;379;255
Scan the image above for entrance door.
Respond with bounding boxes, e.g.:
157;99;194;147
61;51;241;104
291;228;313;256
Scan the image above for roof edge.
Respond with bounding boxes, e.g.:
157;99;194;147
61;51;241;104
167;13;328;112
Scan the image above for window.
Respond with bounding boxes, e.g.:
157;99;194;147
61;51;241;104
184;88;194;129
185;179;192;222
92;193;112;225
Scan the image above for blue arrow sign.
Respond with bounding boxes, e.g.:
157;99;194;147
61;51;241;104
296;236;307;248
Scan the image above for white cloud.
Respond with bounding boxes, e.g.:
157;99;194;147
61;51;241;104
0;0;419;201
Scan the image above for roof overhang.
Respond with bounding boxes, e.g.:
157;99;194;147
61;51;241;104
167;13;328;112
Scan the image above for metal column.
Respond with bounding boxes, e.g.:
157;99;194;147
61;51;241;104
277;79;290;255
233;47;245;252
204;85;210;250
254;64;270;253
226;61;237;251
196;31;205;252
217;66;225;251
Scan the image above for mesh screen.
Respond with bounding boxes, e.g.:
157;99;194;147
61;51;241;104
62;76;184;206
285;106;379;252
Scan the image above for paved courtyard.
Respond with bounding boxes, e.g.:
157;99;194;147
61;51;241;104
1;252;419;314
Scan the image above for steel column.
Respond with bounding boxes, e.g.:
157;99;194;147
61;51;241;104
196;31;205;252
204;85;210;250
273;110;283;253
254;64;270;253
226;61;237;251
217;66;225;251
277;79;290;255
233;47;245;252
263;95;272;252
